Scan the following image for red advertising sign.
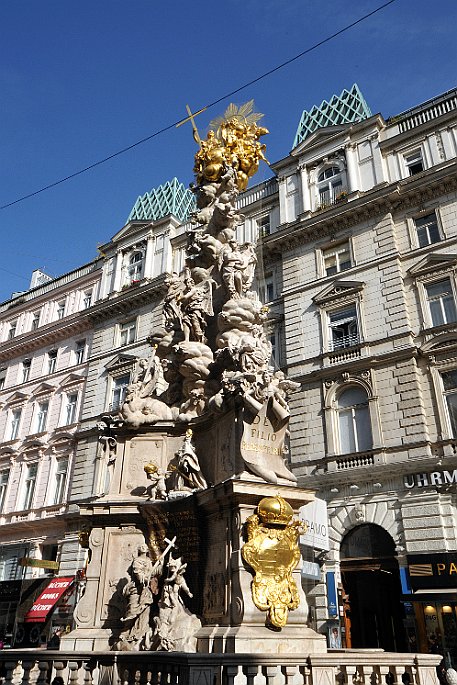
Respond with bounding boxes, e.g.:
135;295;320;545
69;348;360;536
24;577;74;622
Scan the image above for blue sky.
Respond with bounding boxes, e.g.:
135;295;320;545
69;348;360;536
1;0;456;302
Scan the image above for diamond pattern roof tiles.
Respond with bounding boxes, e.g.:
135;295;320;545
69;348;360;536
293;84;372;148
127;177;195;223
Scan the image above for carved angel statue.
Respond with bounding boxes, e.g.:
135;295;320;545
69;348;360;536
180;270;214;343
167;429;207;492
151;554;194;651
219;239;257;299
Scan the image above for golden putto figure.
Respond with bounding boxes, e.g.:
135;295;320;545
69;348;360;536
193;100;269;191
242;495;305;629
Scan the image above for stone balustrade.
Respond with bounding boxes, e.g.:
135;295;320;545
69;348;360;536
0;649;441;685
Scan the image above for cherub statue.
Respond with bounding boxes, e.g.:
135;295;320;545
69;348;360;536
143;462;168;501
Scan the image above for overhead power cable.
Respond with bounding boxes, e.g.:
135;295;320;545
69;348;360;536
0;0;399;211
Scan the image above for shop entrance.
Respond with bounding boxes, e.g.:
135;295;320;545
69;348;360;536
341;523;407;652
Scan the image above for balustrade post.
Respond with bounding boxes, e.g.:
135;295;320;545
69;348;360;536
21;659;36;685
244;665;259;685
284;665;300;685
225;665;239;685
68;661;80;685
37;661;51;685
2;660;20;685
54;662;68;684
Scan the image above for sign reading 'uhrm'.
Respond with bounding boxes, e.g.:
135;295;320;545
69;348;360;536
404;469;457;489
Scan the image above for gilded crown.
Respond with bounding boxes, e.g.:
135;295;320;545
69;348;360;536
257;495;293;526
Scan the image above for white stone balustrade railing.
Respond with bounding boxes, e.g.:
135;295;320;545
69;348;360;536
0;650;442;685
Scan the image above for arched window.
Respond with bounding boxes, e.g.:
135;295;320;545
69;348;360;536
337;386;372;453
317;165;346;207
126;250;144;284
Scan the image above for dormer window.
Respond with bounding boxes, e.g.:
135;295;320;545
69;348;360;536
317;165;347;209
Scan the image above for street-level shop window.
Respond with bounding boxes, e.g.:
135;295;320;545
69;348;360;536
337;386;372;454
425;279;457;327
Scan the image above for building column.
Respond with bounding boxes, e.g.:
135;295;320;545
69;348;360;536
144;231;155;279
278;176;288;224
112;249;124;292
299;164;311;213
345;144;359;193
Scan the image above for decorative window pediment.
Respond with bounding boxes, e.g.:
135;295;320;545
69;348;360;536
313;280;365;306
105;353;137;373
5;391;29;405
31;382;56;397
21;438;46;452
59;373;84;389
408;253;457;279
48;433;75;448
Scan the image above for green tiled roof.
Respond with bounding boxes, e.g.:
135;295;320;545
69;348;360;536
293;84;372;147
127;177;195;223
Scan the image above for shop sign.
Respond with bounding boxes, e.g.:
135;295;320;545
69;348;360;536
300;498;330;551
326;571;338;618
404;469;457;489
301;561;321;581
19;558;60;570
407;554;457;590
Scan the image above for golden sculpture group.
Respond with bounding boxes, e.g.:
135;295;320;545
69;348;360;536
193;101;269;191
242;495;306;629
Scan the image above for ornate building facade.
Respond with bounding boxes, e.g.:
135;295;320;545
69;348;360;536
1;84;457;654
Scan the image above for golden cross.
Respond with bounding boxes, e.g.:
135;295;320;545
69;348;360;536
176;104;207;144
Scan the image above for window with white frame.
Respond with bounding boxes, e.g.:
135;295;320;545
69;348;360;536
337;386;372;454
31;311;40;330
0;469;10;511
0;368;6;390
414;212;441;248
22;359;31;383
317;166;346;208
0;544;28;581
21;463;38;510
119;320;136;346
425;278;457;327
83;290;92;309
10;408;22;440
36;400;49;433
328;306;359;350
322;241;352;277
56;301;65;320
8;321;17;339
75;339;86;365
405;149;424;176
52;457;69;504
48;350;57;374
441;370;457;438
258;215;271;237
126;251;144;285
111;374;130;410
65;393;78;425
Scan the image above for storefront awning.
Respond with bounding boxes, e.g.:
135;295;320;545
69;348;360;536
24;577;74;623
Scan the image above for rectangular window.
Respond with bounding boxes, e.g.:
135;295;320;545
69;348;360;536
119;321;136;346
48;350;57;374
258;215;271;237
65;393;78;425
75;339;86;365
22;463;38;510
323;242;352;276
405;150;424;176
83;291;92;309
415;213;440;248
56;301;65;320
53;458;69;504
31;311;40;330
426;279;457;327
329;306;359;350
8;321;17;339
10;409;22;440
442;370;457;438
0;544;28;581
22;359;31;383
0;470;10;512
111;374;130;410
0;368;6;390
36;401;49;433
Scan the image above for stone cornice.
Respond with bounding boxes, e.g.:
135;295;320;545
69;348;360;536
88;274;167;324
263;162;457;255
